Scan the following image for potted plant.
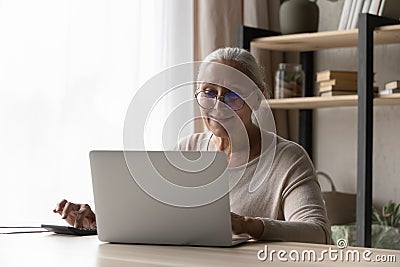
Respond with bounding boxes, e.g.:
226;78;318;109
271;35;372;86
331;200;400;249
372;200;400;227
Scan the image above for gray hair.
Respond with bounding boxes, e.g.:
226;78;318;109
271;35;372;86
201;47;266;91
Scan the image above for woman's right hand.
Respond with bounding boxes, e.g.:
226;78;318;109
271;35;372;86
53;199;97;229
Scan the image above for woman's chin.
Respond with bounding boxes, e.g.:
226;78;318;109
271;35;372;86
206;120;229;137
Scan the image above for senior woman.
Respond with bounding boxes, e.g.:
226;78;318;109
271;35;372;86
54;47;331;244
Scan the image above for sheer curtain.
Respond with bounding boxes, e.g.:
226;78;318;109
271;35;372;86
0;0;193;225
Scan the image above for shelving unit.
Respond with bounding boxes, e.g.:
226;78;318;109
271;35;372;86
238;14;400;248
251;24;400;52
268;94;400;109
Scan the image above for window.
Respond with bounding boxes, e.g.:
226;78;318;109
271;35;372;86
0;0;193;225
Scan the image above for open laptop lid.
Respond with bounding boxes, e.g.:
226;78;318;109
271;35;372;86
90;151;234;246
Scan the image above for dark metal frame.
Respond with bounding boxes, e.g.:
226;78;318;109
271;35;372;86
236;26;280;50
238;14;400;248
356;13;400;247
299;52;314;159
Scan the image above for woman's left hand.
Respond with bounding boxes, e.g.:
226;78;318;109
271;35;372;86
230;212;264;239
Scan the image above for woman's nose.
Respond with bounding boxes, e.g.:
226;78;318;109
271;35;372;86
214;96;229;110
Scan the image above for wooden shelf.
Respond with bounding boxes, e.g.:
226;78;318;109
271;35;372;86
267;94;400;109
251;24;400;52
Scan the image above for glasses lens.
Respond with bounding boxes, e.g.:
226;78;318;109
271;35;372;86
196;91;216;109
224;91;244;110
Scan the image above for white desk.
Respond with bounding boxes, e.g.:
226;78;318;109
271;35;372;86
1;233;399;266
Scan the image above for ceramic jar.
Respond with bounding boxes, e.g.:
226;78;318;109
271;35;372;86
279;0;319;34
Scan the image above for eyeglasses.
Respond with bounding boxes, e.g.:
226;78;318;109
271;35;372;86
195;90;247;111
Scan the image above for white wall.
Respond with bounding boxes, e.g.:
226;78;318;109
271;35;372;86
315;0;400;207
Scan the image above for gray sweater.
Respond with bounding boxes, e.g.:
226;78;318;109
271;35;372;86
175;132;331;244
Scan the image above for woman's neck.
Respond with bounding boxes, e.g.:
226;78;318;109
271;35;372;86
211;124;262;166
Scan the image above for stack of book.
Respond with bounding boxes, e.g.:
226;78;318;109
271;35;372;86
317;70;357;97
317;70;378;97
379;80;400;95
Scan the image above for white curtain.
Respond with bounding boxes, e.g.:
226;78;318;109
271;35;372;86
0;0;193;225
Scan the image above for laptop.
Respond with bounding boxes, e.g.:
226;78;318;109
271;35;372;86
89;150;249;247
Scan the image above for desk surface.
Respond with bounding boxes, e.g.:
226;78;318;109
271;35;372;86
1;233;399;266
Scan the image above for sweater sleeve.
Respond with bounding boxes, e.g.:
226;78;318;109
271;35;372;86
259;143;332;244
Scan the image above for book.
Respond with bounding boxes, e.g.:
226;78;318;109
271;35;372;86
369;0;382;15
350;0;365;29
320;88;380;97
319;78;358;89
319;86;354;93
316;70;357;82
379;88;400;95
346;0;358;30
362;0;372;14
320;90;357;97
319;85;379;94
384;80;400;90
378;0;386;16
378;0;400;19
338;0;353;30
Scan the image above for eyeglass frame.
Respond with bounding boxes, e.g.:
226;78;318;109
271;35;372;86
194;87;257;111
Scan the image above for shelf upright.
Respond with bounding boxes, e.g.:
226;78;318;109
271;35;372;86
237;26;280;50
356;13;400;248
299;51;314;159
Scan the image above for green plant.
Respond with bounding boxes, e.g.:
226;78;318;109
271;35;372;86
372;200;400;227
